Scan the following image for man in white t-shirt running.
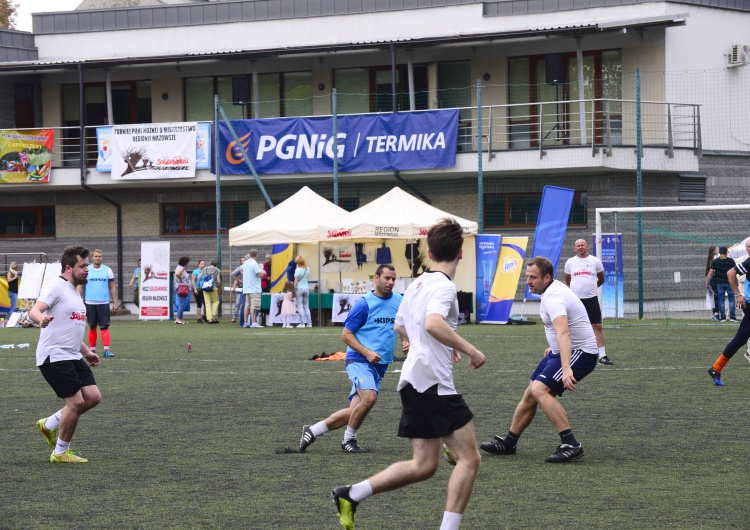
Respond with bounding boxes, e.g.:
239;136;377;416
30;245;102;464
564;239;612;365
332;218;486;530
480;256;599;463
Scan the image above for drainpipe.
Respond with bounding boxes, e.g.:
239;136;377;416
77;64;124;309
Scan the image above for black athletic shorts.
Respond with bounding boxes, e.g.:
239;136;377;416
39;358;96;399
580;296;602;325
85;303;111;327
397;383;473;439
194;289;204;308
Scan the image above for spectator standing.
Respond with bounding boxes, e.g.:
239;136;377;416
191;260;206;323
294;255;312;328
129;259;141;308
7;261;19;314
201;259;222;324
231;256;246;324
174;256;191;325
706;246;737;322
242;249;265;328
706;245;721;321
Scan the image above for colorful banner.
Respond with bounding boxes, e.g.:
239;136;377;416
593;233;624;318
483;236;528;324
139;241;171;319
219;110;458;175
320;243;356;273
271;244;294;293
475;234;502;323
0;129;54;184
332;293;364;323
524;186;574;301
96;122;211;172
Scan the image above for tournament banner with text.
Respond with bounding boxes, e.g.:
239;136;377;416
139;241;171;320
109;123;197;180
0;129;54;184
475;235;502;323
96;122;211;172
524;186;574;301
219;110;458;175
483;237;529;324
593;233;624;318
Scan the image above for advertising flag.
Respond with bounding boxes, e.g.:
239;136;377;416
593;233;624;318
475;235;502;323
483;237;529;324
524;186;574;300
271;244;293;293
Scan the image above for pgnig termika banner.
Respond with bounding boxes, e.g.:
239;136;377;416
218;110;458;175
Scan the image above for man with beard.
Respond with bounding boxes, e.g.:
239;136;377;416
31;245;102;463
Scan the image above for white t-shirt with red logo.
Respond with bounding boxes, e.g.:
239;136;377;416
35;276;87;366
564;255;604;299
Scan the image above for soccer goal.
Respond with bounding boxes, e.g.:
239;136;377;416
595;205;750;322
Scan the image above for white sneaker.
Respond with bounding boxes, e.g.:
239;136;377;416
250;323;263;328
744;350;750;364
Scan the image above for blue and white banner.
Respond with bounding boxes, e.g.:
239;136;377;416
524;186;574;301
475;235;502;323
593;233;624;318
218;110;458;175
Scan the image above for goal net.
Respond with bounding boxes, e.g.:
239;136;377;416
595;205;750;322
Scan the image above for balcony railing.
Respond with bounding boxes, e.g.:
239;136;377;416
13;98;701;171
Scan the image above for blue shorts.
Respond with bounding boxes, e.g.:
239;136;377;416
531;350;598;396
346;361;388;400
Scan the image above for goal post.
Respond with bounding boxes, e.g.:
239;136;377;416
595;205;750;322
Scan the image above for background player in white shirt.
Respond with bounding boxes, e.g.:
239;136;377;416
31;245;102;464
564;239;613;365
481;256;599;463
332;218;485;530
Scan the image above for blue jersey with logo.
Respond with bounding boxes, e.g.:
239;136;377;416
344;290;402;365
85;264;112;303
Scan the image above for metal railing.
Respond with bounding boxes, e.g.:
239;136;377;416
8;99;701;170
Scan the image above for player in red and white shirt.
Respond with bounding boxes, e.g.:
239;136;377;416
30;245;102;464
564;238;613;365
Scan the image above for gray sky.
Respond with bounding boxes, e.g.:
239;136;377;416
15;1;82;32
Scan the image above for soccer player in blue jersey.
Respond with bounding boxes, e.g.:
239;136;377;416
300;264;408;454
78;249;118;358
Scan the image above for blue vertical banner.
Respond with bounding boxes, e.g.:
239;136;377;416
475;235;502;322
524;186;575;300
593;233;624;318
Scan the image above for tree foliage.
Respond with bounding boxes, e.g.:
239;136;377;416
0;0;18;29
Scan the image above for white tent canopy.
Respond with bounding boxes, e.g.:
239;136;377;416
319;187;478;242
229;186;348;246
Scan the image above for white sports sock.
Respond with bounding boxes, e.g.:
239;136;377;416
440;511;462;530
349;480;373;503
45;409;62;431
598;346;606;359
311;421;329;437
343;426;358;442
54;438;70;455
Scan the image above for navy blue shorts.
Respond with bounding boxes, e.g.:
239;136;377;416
85;303;110;328
580;296;602;325
531;350;598;396
397;383;473;439
39;358;97;399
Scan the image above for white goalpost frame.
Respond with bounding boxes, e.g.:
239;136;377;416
595;204;750;260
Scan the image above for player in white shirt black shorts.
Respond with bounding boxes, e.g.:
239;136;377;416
30;245;102;464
